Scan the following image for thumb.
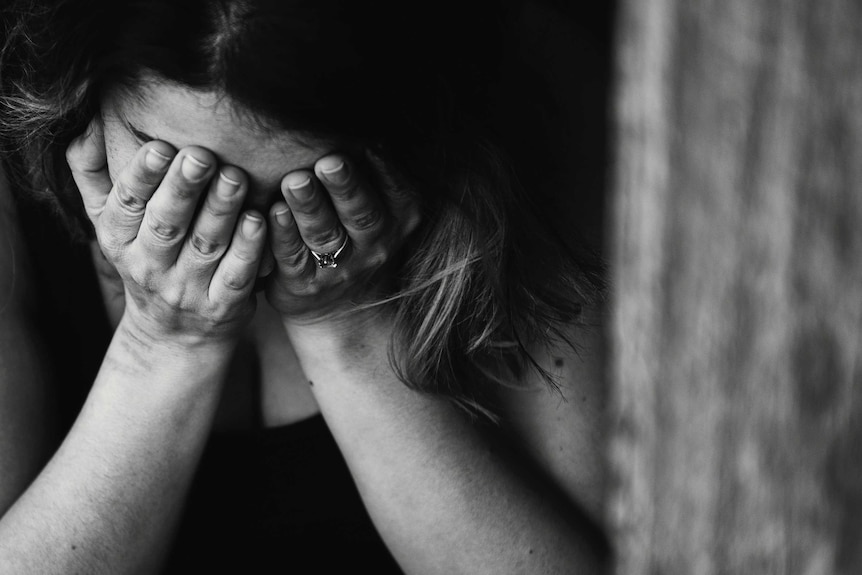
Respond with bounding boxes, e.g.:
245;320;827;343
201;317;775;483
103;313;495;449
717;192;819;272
66;116;111;222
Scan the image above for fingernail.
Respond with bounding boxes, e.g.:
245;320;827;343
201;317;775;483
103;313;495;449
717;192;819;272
182;154;210;181
274;205;291;227
146;148;172;171
319;159;348;185
242;213;263;235
218;170;241;195
286;175;313;201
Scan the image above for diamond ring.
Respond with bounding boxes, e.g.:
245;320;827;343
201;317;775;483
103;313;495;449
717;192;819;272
310;235;349;269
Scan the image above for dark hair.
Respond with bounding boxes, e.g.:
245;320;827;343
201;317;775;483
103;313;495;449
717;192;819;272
0;0;605;415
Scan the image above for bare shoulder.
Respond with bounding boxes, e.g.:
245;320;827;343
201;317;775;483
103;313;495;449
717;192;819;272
489;307;608;526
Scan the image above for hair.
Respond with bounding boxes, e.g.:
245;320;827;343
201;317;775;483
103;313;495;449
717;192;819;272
0;0;605;416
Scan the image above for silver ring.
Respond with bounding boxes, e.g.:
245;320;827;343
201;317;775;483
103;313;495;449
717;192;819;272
310;235;349;269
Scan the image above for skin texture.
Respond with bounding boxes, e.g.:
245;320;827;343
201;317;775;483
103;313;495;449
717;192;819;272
101;82;329;215
0;104;264;572
0;79;608;573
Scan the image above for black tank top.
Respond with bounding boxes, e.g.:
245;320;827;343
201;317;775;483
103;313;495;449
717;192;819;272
166;415;401;573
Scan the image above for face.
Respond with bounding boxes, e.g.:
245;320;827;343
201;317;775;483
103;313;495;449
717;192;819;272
101;78;333;214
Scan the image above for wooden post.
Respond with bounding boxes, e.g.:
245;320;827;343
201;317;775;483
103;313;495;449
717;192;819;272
608;1;862;573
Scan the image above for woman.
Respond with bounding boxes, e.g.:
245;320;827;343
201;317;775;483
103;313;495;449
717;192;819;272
0;0;609;572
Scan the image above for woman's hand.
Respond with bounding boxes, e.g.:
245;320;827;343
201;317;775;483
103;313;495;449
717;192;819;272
265;152;420;326
67;119;266;347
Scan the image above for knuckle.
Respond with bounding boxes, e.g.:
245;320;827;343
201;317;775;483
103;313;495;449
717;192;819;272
275;242;307;270
388;184;413;200
160;285;186;308
381;177;414;201
189;233;223;258
127;265;154;290
96;229;124;256
146;213;183;243
113;181;147;215
349;209;383;232
232;247;258;265
292;192;324;214
331;180;360;199
221;269;253;292
82;201;105;223
204;198;239;219
168;180;201;201
367;247;390;269
206;302;235;322
305;227;343;247
282;252;307;271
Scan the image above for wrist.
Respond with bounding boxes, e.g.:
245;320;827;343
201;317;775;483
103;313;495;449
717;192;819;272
115;313;238;367
283;307;392;348
94;315;237;409
281;308;394;376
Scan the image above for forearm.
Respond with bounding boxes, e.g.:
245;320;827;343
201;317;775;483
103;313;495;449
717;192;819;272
0;316;232;574
285;318;605;575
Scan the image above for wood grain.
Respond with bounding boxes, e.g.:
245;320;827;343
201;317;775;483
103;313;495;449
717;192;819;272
608;1;862;573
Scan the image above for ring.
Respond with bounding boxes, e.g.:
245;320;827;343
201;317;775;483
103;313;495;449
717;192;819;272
310;235;349;269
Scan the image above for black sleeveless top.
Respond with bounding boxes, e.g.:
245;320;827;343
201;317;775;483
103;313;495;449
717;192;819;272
166;415;401;573
16;196;402;573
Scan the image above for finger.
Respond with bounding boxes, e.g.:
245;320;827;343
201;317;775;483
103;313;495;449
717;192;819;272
177;165;248;273
209;212;266;303
281;170;348;255
135;147;216;267
314;155;387;247
66;117;111;222
97;140;177;252
364;148;422;238
268;202;315;278
258;247;275;278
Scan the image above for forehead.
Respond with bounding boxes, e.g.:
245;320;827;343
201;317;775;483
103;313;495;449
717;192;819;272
106;79;331;191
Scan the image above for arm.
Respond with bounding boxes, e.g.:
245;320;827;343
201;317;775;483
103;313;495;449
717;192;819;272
284;317;607;575
0;324;233;573
0;123;265;573
488;316;608;529
265;155;608;574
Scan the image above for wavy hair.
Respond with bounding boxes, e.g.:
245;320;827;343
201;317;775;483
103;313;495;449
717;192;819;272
0;0;605;416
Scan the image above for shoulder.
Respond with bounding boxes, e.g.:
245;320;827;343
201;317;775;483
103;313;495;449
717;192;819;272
489;307;608;526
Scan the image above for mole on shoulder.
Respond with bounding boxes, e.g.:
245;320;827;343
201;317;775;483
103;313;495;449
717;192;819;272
308;380;314;387
554;358;564;367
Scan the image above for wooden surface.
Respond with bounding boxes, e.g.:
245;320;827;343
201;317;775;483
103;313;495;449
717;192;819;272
608;1;862;573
